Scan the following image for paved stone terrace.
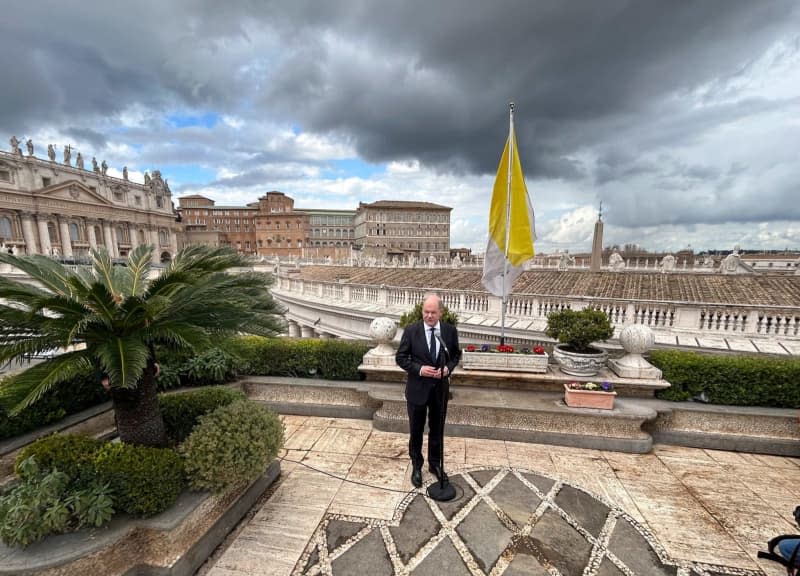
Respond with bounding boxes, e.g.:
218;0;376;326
202;416;800;576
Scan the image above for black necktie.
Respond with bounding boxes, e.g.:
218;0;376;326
429;327;437;361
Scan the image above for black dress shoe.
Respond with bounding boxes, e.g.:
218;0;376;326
429;464;447;482
411;466;422;488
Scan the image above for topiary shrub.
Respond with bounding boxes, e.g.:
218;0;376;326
316;339;371;380
180;399;284;493
94;443;185;517
545;308;614;352
650;349;800;408
225;336;370;380
15;434;104;483
399;302;459;328
0;369;108;441
0;456;114;548
159;386;246;443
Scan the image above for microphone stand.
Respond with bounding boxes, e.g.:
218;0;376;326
427;334;456;501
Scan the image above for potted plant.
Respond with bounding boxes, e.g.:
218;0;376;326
461;344;548;373
545;308;614;376
564;381;616;410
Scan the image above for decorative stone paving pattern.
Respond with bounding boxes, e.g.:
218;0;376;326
292;467;765;576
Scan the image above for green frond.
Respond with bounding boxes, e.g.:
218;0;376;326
94;336;150;389
0;252;77;297
0;352;93;415
126;244;154;297
90;247;121;299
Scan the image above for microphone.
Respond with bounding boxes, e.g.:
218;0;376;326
435;333;450;360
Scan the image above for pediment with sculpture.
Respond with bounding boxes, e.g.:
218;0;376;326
34;180;114;206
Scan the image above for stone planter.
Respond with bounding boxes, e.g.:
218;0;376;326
552;344;608;377
563;384;616;410
462;351;548;373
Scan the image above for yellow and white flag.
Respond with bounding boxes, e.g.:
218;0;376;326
481;117;536;298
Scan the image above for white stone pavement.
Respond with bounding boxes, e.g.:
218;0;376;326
203;415;800;576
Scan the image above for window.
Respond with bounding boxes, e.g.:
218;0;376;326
0;216;12;239
94;226;104;245
113;190;124;201
116;227;125;244
42;177;51;187
135;196;141;206
156;196;163;208
69;223;80;242
48;222;58;243
159;230;168;246
0;170;10;182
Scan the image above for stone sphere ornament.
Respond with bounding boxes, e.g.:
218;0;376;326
618;324;655;355
369;317;397;343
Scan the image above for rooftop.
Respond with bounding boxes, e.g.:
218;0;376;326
360;200;452;210
293;266;800;307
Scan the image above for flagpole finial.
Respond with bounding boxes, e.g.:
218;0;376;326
509;102;515;112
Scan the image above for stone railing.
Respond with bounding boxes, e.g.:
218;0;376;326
272;274;800;352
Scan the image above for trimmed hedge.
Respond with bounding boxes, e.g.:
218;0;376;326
0;370;107;441
15;434;103;483
650;350;800;408
180;399;284;493
94;442;185;517
227;336;370;380
159;386;246;443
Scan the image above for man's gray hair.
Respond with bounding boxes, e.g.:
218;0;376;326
422;292;444;310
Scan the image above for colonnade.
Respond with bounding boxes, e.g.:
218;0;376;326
285;319;335;339
7;210;178;262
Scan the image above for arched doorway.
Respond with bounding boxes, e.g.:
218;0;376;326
160;251;172;263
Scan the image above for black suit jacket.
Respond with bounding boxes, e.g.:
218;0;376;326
396;321;461;405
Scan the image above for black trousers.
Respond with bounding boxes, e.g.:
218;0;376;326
407;382;449;469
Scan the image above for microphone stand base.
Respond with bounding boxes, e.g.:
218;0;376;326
427;479;456;502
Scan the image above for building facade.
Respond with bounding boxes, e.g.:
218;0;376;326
0;143;179;263
352;200;452;263
178;191;310;258
306;209;356;261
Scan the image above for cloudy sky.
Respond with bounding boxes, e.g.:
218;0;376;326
2;1;799;254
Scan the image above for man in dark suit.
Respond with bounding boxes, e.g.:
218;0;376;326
395;293;462;488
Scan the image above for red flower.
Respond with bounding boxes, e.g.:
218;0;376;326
497;345;514;353
466;344;476;352
533;346;545;355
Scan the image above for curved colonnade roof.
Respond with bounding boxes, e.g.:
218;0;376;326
290;266;800;307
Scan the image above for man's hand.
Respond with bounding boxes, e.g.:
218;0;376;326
420;366;446;379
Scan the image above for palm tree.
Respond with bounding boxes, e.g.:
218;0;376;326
0;244;284;446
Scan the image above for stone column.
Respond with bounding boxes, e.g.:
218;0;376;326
19;212;38;254
58;217;73;257
300;325;314;338
86;221;97;249
149;228;161;264
169;230;178;255
287;320;300;338
129;224;139;250
36;215;52;256
103;222;116;258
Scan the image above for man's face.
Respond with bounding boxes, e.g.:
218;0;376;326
422;299;442;327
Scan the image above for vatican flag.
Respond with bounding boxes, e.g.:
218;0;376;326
481;106;536;298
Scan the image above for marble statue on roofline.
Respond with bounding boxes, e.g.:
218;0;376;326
608;250;625;272
660;253;676;273
123;166;128;181
76;152;84;170
63;145;71;165
92;157;99;172
9;135;20;155
557;250;574;272
721;245;741;274
144;171;151;185
101;160;108;176
26;138;33;156
47;144;56;162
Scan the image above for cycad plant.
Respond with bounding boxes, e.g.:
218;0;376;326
0;245;284;446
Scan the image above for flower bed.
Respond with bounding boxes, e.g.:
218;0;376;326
462;345;548;373
563;381;616;410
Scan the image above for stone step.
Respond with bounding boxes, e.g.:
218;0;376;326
242;376;800;456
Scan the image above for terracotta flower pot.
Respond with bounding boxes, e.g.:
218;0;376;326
563;384;616;410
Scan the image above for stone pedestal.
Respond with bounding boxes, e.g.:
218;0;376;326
609;324;662;379
360;317;398;368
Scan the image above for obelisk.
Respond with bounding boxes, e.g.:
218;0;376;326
590;202;603;272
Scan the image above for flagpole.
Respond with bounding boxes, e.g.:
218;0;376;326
500;102;514;346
